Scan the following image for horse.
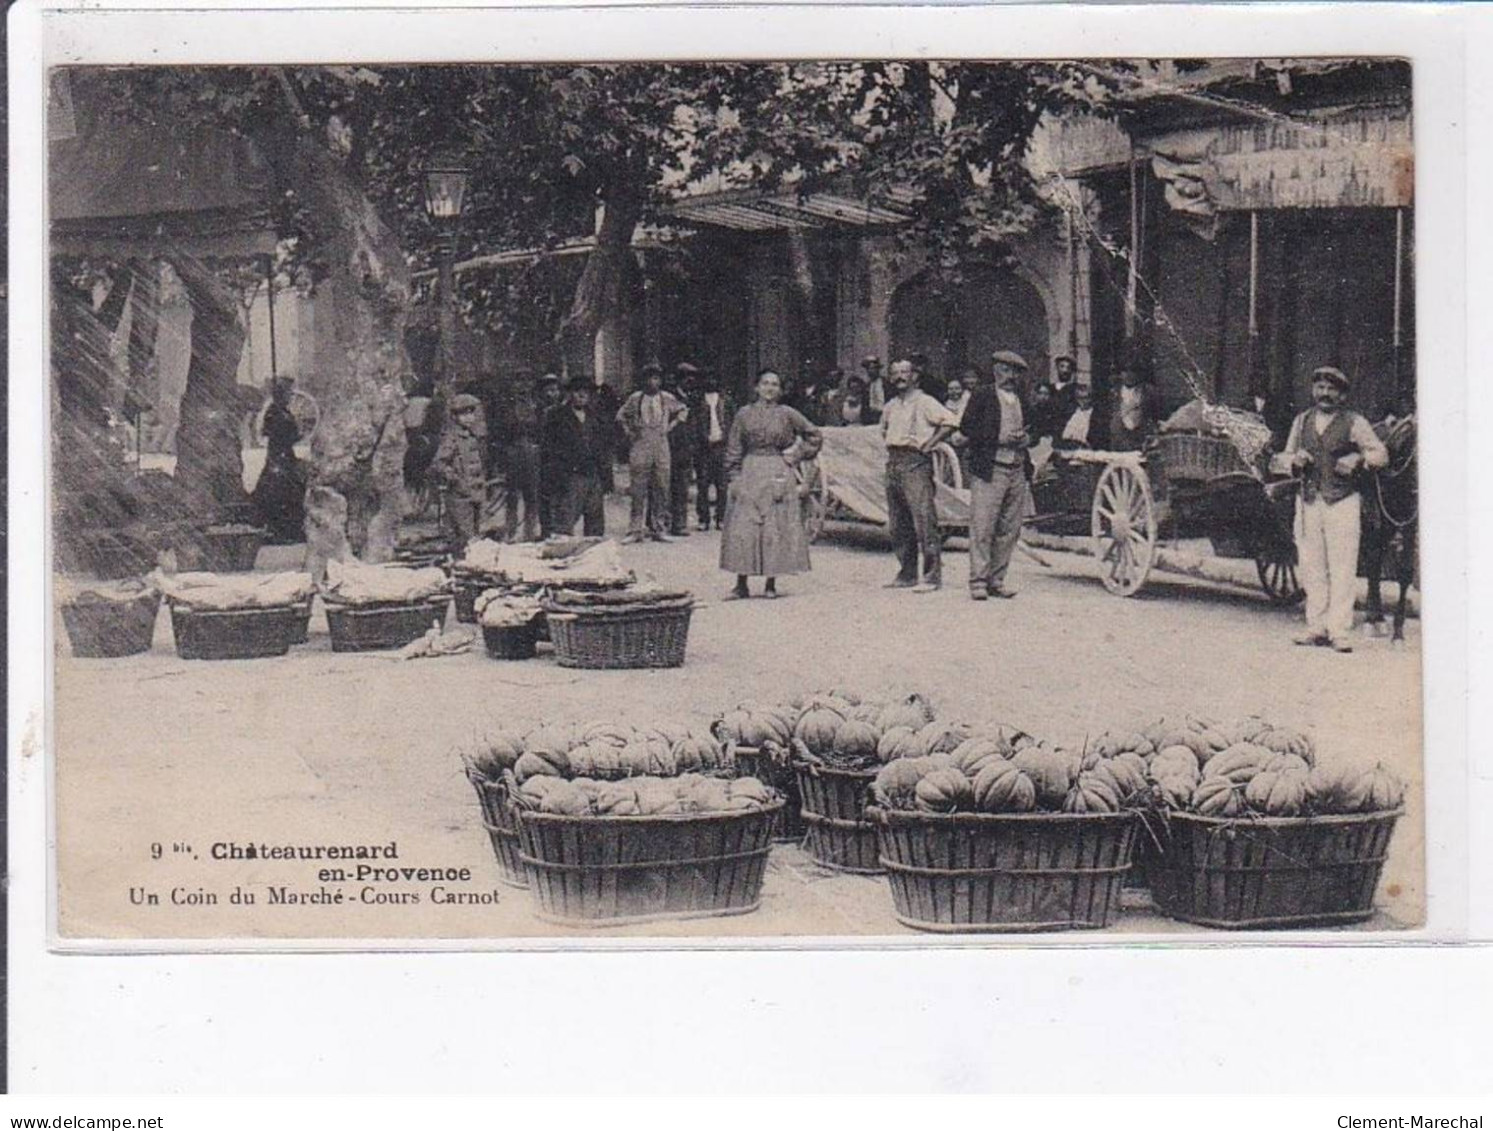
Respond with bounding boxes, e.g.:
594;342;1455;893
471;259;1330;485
1361;412;1418;643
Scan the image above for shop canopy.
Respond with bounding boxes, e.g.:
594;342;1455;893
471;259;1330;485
49;69;277;261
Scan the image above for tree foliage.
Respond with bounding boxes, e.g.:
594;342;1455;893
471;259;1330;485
82;60;1124;350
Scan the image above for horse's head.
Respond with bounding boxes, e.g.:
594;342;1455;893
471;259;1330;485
1375;412;1417;459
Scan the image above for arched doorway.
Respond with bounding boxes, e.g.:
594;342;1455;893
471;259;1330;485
890;264;1050;389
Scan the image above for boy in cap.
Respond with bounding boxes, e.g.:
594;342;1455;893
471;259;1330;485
430;392;489;545
1282;365;1389;652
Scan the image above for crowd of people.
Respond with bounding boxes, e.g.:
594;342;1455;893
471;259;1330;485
375;350;1161;595
247;345;1392;652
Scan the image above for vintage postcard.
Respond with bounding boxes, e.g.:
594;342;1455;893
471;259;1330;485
43;46;1429;945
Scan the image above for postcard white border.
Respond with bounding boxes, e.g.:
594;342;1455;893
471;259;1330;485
9;0;1488;1091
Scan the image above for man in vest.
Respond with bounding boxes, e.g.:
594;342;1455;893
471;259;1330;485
617;362;688;543
1282;366;1389;652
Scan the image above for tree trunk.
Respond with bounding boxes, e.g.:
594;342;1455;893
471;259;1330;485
558;182;643;380
275;130;412;576
170;255;250;530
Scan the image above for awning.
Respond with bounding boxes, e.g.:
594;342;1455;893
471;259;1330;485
49;68;276;260
664;186;914;233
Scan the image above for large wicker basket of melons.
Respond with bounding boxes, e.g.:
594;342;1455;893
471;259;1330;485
865;731;1145;932
459;719;781;925
1135;714;1406;930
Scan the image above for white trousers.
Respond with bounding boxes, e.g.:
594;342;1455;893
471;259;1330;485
1296;494;1361;640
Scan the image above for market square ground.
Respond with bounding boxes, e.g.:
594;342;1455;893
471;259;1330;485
53;496;1424;939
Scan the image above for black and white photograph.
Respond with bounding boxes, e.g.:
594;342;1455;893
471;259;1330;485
44;53;1427;941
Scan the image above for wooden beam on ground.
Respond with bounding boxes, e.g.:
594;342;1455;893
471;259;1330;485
1023;532;1420;617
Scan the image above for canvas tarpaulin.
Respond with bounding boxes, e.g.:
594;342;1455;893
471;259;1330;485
814;425;970;527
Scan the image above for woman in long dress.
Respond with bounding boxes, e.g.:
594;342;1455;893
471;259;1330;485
719;370;823;599
250;377;307;544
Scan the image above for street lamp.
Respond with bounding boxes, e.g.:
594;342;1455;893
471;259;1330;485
419;157;471;398
421;162;470;223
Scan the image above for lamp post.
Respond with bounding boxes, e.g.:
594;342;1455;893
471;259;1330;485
420;157;471;400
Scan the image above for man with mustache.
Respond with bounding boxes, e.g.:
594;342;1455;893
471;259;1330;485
1282;366;1389;653
881;358;960;592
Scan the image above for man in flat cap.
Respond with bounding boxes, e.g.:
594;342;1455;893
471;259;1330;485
430;392;489;546
617;361;688;543
958;350;1035;600
1281;366;1388;652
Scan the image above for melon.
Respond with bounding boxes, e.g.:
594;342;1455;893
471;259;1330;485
971;760;1037;813
913;767;975;813
876;726;921;764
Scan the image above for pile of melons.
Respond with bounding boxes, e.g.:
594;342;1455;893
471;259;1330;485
514;773;778;817
1138;715;1404;818
871;730;1145;816
457;718;733;787
715;689;1027;772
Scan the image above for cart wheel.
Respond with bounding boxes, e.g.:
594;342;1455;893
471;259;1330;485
1256;548;1306;606
931;443;964;492
1091;461;1157;597
803;463;828;544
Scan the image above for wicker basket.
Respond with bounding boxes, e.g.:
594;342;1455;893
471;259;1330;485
324;600;449;652
453;577;487;623
466;774;529;889
1152;432;1253;481
732;745;805;842
197;526;267;572
795;760;882;874
1148;809;1402;930
871;808;1139;932
544;601;693;669
482;622;539;660
170;604;305;660
61;590;161;658
516;802;782;926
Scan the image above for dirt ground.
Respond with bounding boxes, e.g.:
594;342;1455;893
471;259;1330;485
53;494;1425;942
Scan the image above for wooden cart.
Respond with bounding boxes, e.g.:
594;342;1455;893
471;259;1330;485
1027;432;1304;602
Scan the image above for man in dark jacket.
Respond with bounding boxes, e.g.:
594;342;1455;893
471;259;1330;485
542;377;611;536
665;362;699;535
688;368;735;530
959;350;1034;600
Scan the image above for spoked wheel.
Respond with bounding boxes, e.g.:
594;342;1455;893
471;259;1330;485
802;460;828;544
1256;547;1306;606
1091;461;1158;597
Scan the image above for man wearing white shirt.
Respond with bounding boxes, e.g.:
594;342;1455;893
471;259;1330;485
1281;366;1388;652
1056;382;1095;449
881;359;960;592
862;356;886;415
690;370;736;531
